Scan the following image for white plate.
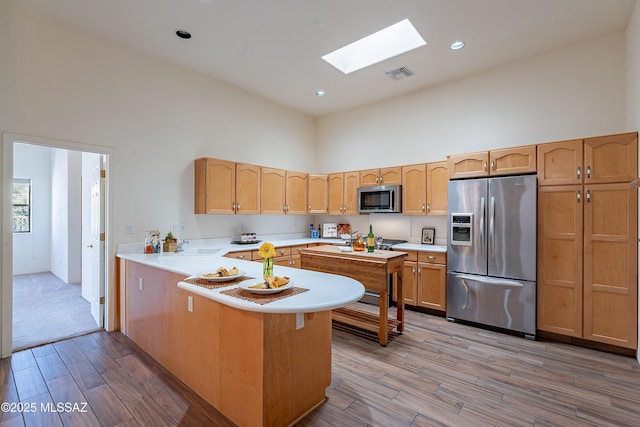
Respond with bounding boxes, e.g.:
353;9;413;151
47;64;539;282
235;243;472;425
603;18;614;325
198;269;245;282
238;278;293;294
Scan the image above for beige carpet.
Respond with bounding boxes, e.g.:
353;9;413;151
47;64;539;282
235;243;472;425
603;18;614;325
12;272;101;351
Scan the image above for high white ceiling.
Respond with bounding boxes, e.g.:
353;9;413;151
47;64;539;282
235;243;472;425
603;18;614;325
14;0;637;117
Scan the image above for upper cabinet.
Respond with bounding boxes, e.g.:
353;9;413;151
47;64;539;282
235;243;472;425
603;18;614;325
537;133;638;186
260;168;307;214
285;171;308;214
584;133;638;184
308;174;328;214
448;146;536;180
360;167;402;187
447;151;489;179
195;158;260;214
328;172;359;215
426;161;448;215
537;139;583;185
401;164;426;215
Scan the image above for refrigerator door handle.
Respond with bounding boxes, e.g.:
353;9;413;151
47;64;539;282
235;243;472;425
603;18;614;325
480;197;485;252
489;196;496;254
455;274;524;287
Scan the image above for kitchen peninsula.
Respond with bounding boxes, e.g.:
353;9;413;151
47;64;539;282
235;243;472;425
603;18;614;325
117;250;364;427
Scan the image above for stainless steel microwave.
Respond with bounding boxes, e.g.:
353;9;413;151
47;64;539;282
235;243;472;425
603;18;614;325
357;185;402;213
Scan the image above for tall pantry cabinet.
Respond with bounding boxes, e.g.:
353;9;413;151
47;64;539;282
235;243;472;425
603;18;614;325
537;133;638;349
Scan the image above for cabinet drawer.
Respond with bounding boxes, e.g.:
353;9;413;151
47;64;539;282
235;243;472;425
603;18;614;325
418;252;446;264
275;246;292;257
225;251;252;260
289;245;308;255
400;250;418;262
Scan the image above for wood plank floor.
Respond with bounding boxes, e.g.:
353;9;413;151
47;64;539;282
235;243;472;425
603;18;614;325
2;306;639;426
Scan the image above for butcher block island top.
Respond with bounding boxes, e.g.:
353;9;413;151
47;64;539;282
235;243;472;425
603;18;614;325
300;245;408;346
117;253;364;426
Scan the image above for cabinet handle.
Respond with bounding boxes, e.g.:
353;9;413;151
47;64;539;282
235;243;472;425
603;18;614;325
379;175;383;184
483;161;488;171
232;202;236;211
491;160;495;171
577;166;581;179
417;266;421;274
586;166;591;179
586;189;591;203
427;255;436;260
412;267;416;275
237;255;245;259
577;190;581;203
308;204;311;210
236;203;240;211
422;203;425;212
427;203;431;213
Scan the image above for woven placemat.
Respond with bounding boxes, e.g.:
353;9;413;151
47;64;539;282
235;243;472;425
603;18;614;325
182;275;255;289
220;286;309;305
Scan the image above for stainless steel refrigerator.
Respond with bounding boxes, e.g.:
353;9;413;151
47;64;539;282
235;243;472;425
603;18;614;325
447;174;536;338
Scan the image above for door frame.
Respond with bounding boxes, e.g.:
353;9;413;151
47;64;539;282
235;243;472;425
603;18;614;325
1;132;114;358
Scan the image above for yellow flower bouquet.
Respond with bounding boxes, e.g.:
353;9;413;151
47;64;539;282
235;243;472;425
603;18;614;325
258;242;276;276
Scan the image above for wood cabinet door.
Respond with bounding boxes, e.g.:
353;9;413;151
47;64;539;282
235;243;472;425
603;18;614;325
448;151;489;179
344;171;360;215
260;167;286;214
308;174;328;214
584;132;638;184
537;185;583;337
235;163;260;214
537;139;583;186
583;183;638;349
426;161;448;215
401;164;426;215
380;167;402;186
417;261;446;311
194;158;235;214
285;171;308;214
489;145;537;176
359;169;380;187
328;173;344;215
393;261;417;305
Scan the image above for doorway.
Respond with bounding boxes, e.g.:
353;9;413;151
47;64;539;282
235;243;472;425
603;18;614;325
1;133;111;356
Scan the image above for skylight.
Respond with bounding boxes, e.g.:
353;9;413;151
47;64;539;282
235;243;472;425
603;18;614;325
322;19;426;75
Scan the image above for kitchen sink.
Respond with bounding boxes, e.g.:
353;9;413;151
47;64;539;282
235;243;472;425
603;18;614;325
182;248;221;256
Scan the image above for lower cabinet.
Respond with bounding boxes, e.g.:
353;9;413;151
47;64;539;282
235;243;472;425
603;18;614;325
393;250;447;312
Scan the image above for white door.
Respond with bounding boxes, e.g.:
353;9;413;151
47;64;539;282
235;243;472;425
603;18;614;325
81;154;105;327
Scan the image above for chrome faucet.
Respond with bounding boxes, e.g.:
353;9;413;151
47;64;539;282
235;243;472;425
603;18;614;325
176;239;189;252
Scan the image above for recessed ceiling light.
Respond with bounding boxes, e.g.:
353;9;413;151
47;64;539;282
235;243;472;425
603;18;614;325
176;30;192;39
315;90;326;97
322;19;426;75
450;41;465;50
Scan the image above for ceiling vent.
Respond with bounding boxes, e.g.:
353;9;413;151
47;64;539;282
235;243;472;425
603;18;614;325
385;66;414;81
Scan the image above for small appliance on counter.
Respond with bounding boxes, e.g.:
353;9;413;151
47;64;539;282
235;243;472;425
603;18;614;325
231;232;261;244
321;223;338;238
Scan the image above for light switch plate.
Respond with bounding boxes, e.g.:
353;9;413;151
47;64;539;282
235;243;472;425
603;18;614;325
173;223;185;234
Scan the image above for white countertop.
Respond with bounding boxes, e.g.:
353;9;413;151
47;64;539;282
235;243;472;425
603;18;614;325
117;251;365;314
392;243;447;253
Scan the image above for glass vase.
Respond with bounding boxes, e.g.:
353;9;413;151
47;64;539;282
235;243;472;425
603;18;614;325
262;257;273;277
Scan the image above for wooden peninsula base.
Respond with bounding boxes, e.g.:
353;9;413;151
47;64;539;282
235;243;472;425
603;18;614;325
122;260;332;427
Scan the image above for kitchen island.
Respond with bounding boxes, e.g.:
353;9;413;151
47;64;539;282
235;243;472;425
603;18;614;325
299;245;408;346
117;252;364;427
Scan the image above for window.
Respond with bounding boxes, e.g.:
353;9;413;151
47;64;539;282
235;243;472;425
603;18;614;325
13;178;31;233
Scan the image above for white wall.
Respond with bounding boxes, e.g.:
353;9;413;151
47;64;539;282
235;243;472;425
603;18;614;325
12;143;52;275
50;149;82;284
0;0;317;247
317;34;626;173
